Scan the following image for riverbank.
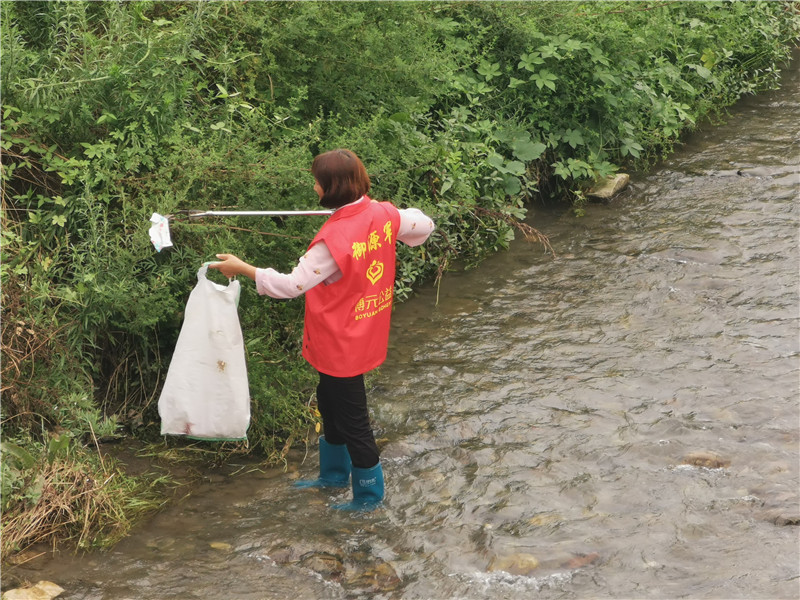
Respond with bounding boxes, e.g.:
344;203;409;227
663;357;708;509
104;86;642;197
2;2;799;563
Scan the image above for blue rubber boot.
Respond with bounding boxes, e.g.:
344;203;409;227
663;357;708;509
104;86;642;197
333;462;384;511
293;437;351;489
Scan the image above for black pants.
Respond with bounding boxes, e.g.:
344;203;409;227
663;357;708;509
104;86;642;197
316;372;379;469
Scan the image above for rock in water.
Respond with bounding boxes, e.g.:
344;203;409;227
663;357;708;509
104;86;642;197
209;542;232;551
681;451;730;469
763;510;800;526
587;174;630;200
488;553;540;576
2;581;64;600
562;552;601;569
345;560;401;593
300;552;345;580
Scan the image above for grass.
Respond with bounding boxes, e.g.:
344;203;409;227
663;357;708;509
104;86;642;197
1;444;170;561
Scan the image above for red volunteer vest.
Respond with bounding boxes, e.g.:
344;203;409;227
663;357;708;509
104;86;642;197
302;198;401;377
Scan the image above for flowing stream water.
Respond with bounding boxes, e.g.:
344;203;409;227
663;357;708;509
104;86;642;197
7;55;799;599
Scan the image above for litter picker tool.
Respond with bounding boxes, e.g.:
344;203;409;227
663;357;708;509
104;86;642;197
149;209;333;252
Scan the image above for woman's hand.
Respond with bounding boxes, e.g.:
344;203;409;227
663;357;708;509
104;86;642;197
209;254;257;281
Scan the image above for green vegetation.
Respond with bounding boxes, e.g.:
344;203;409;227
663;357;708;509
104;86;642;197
2;1;798;557
1;433;167;558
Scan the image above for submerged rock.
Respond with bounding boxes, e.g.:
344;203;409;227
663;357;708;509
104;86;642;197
561;552;601;570
299;552;345;580
761;506;800;527
266;539;341;566
527;513;562;528
771;513;800;526
344;559;402;593
488;553;540;576
681;451;730;469
209;542;232;551
265;539;400;593
2;581;64;600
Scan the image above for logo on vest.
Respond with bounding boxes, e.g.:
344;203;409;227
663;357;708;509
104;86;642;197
366;260;384;285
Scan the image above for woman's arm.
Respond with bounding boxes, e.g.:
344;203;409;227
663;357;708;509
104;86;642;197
211;206;433;297
397;207;435;247
210;243;339;300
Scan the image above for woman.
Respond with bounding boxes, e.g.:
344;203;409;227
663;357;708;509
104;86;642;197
211;149;435;510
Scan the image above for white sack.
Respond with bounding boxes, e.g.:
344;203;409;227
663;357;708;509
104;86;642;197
158;264;250;440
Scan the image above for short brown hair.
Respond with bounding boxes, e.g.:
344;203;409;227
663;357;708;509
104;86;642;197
311;149;371;209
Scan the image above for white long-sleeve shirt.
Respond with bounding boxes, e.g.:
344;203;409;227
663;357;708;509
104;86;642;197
255;198;435;299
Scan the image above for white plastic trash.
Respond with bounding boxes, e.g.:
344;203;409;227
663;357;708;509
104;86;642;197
149;212;173;252
158;264;250;441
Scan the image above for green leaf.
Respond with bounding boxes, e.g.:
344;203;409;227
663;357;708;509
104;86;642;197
96;112;117;125
594;70;621;86
27;474;45;506
530;70;558;91
215;83;229;98
562;38;587;53
587;45;610;66
517;52;544;72
504;161;525;176
552;160;570;179
47;434;71;465
511;140;546;161
477;61;501;81
487;152;505;169
1;442;36;470
503;174;521;195
561;128;585;149
1;463;19;510
689;63;712;79
537;43;562;60
621;138;644;158
701;48;717;70
440;177;453;195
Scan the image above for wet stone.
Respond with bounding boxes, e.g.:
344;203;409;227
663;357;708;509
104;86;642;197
764;491;800;526
763;510;800;526
266;540;312;565
2;581;64;600
4;549;47;568
488;553;540;576
265;543;295;565
344;559;402;594
527;513;562;528
299;552;345;580
681;451;730;469
209;542;232;551
587;173;630;200
561;552;601;570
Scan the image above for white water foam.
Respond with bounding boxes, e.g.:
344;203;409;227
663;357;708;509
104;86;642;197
448;568;575;596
